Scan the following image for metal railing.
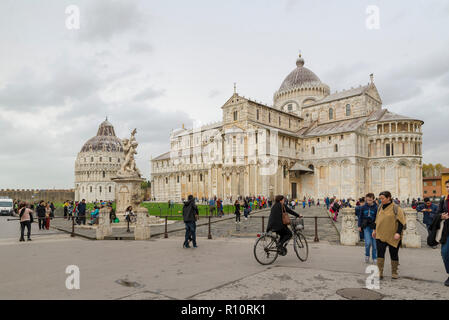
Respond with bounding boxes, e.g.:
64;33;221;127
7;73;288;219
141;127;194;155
153;214;329;242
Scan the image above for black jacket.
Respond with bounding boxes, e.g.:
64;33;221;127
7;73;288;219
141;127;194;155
428;196;449;246
36;205;46;218
266;202;299;232
182;199;199;222
78;202;86;215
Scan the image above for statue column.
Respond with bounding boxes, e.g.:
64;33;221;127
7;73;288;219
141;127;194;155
402;208;421;248
340;208;359;245
96;207;112;240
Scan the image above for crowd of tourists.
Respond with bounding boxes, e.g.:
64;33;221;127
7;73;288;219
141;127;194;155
62;199;119;225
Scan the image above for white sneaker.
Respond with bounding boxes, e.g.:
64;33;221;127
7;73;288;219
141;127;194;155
365;256;370;263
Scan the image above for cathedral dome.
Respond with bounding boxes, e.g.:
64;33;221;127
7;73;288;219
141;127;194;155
80;119;123;153
278;54;322;92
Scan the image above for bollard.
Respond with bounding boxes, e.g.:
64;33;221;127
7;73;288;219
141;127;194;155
164;216;168;238
71;216;75;237
208;216;212;239
127;217;130;233
262;216;265;233
314;216;319;242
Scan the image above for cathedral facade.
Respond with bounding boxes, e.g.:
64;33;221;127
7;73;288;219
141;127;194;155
150;54;423;202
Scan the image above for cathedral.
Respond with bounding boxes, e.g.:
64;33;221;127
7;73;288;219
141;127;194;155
150;53;424;202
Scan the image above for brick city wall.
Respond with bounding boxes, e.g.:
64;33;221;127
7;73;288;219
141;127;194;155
0;189;74;203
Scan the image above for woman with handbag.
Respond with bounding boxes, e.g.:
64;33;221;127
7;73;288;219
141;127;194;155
372;191;406;280
266;195;302;255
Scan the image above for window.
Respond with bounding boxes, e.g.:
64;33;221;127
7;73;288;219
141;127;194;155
166;177;168;184
102;171;105;178
91;157;94;162
346;104;351;116
90;186;92;193
317;138;320;142
188;175;191;182
99;157;102;162
109;157;112;162
99;186;102;193
255;132;258;143
386;144;391;156
312;147;315;155
288;104;293;111
341;135;344;140
200;174;203;181
269;112;271;123
279;116;281;126
118;158;120;163
233;111;238;121
424;190;427;194
329;136;331;141
177;176;180;183
108;186;112;193
289;118;291;128
257;109;259;120
433;181;437;186
334;144;338;152
329;108;334;120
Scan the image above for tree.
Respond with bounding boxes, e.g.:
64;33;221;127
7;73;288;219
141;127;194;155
435;163;445;176
423;163;447;177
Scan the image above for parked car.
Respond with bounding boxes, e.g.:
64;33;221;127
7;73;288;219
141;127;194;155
0;197;14;216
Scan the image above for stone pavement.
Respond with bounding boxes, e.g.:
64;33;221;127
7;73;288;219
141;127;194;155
1;233;448;300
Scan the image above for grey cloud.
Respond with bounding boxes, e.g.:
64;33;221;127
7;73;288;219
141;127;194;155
128;41;153;54
0;64;101;111
77;0;147;43
208;89;221;98
134;87;165;101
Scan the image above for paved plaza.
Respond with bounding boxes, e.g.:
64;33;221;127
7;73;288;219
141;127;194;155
0;206;448;300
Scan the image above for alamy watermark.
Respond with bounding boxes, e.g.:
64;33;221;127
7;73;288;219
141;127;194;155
65;5;80;30
366;5;380;30
65;265;80;289
365;265;380;290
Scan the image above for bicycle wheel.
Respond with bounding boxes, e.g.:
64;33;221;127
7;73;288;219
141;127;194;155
293;231;309;261
254;234;278;265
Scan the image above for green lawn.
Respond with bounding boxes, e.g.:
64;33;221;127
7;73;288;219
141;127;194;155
53;201;238;221
140;202;235;218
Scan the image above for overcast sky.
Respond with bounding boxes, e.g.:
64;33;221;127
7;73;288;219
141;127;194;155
0;0;448;189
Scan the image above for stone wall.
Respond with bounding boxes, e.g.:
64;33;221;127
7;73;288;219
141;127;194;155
0;189;74;203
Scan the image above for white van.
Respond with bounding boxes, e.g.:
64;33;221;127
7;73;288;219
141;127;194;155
0;197;14;216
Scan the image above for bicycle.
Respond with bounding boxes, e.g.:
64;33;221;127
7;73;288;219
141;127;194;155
253;217;309;265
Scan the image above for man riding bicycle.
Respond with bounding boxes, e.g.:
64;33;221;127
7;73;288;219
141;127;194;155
266;195;303;255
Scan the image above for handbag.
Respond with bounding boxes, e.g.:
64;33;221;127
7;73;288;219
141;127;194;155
436;220;445;244
282;205;291;225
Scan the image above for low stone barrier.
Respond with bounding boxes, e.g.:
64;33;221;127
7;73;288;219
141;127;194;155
402;208;421;248
340;208;359;245
134;208;151;240
96;207;112;240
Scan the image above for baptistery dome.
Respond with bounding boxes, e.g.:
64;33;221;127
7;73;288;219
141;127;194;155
74;119;125;202
80;120;123;153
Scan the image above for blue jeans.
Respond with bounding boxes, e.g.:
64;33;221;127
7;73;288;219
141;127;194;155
184;221;197;247
363;226;377;259
441;240;449;274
